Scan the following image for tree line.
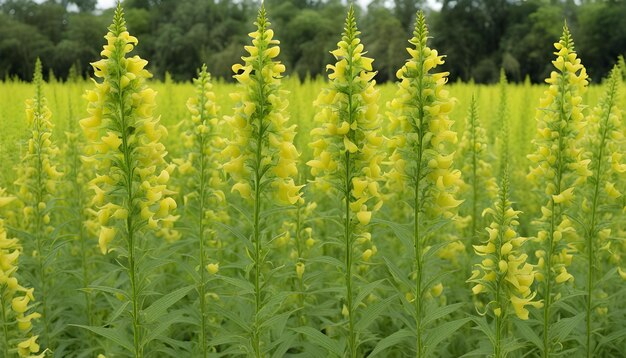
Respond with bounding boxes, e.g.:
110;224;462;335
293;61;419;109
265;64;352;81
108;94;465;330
0;0;624;84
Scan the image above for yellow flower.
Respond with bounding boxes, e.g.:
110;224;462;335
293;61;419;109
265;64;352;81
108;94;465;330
98;226;116;255
555;267;574;283
206;263;219;275
295;262;305;279
605;182;621;199
356;210;372;226
510;294;543;320
552;187;575;205
17;335;43;358
17;312;42;331
431;283;444;297
230;182;251;199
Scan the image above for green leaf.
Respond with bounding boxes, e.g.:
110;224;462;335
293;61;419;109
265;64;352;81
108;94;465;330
423;302;465;326
309;255;344;269
367;329;412;357
597;327;626;350
219;275;255;294
73;325;133;352
383;256;411;288
270;332;296;358
471;316;495;344
142;285;194;323
354;279;386;308
374;219;413;250
424;318;471;356
292;326;343;357
460;345;494;357
89;285;129;300
143;310;195;345
355;295;397;331
551;313;584;343
514;319;542;349
106;301;130;325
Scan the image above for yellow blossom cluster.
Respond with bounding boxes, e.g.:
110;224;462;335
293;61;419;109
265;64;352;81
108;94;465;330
386;11;462;219
580;67;625;282
307;6;384;228
527;25;590;290
14;59;62;232
469;176;543;321
273;200;318;279
173;65;228;242
456;96;498;231
80;6;177;254
0;190;43;357
221;7;302;205
583;67;624;203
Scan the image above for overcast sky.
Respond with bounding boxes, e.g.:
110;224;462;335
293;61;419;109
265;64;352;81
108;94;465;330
96;0;441;11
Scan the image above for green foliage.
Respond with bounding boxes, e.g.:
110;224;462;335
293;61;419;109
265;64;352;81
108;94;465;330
0;5;624;357
1;0;625;83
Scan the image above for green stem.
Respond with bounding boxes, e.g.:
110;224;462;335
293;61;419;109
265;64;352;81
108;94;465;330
470;115;478;243
344;150;356;358
33;86;52;350
117;60;142;358
198;106;208;358
72;139;93;328
585;79;615;358
295;202;306;317
251;34;268;356
494;180;507;358
412;37;427;358
343;41;358;356
1;289;10;357
252;140;262;358
543;60;569;358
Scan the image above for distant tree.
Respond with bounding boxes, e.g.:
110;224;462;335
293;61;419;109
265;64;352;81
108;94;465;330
577;0;626;82
363;2;407;82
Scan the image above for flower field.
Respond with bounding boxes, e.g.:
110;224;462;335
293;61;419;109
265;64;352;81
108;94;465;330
0;4;624;358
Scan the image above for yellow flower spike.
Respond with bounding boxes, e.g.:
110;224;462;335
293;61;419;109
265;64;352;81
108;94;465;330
469;169;542;352
222;8;303;355
12;60;61;350
528;26;591;353
307;8;385;356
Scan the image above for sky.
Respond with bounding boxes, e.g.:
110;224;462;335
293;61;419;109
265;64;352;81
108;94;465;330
96;0;441;11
